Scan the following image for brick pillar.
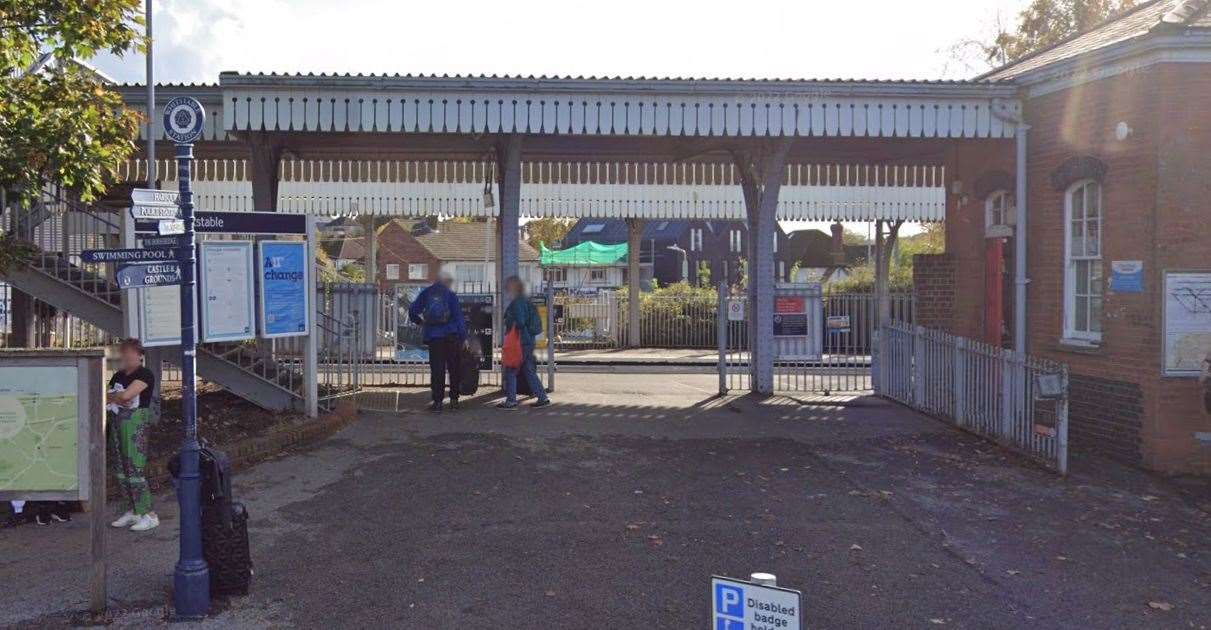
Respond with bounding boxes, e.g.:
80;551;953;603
912;253;956;332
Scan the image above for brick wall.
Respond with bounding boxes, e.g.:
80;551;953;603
912;253;955;331
1068;373;1143;465
944;63;1211;473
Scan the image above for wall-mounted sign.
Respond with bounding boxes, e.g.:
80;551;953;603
258;241;310;339
774;296;808;337
134;211;307;236
199;241;256;343
163;96;206;144
826;314;851;334
1109;260;1144;294
1163;271;1211;377
727;298;746;322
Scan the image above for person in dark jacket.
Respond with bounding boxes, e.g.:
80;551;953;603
498;276;550;409
408;271;468;412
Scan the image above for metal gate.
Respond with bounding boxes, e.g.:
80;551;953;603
347;283;556;394
718;284;914;395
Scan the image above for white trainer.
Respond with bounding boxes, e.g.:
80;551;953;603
110;511;138;528
129;513;159;532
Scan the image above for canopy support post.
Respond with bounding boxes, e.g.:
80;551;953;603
732;138;793;395
626;218;643;347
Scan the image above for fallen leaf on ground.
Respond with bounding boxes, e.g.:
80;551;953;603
850;544;863;551
1148;601;1173;611
929;619;946;625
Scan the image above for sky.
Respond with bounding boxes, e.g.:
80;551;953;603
92;0;1028;85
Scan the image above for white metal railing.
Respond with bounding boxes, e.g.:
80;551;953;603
876;321;1069;474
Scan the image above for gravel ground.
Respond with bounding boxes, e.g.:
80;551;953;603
2;374;1208;629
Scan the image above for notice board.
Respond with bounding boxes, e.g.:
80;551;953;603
1163;271;1211;376
200;241;256;343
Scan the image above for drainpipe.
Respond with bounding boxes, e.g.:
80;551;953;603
992;99;1029;354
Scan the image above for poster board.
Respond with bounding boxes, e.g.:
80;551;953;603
0;351;103;502
135;284;191;347
1163;271;1211;377
773;285;823;361
258;241;311;339
199;241;256;343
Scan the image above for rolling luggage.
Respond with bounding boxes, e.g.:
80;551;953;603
460;344;480;396
169;444;252;598
203;502;253;596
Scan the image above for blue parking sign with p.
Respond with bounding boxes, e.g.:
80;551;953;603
715;582;745;629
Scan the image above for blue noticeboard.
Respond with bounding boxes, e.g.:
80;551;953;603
1110;260;1144;294
258;241;311;338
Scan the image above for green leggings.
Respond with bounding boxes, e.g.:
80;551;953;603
108;408;152;515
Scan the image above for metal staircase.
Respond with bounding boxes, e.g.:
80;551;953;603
1;193;307;412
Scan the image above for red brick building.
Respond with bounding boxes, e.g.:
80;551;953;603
919;0;1211;473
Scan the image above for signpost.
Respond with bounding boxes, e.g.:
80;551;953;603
712;575;803;630
116;262;182;289
129;188;181;220
81;247;177;264
164;95;210;619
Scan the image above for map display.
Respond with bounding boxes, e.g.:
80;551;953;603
0;366;80;493
1164;272;1211;376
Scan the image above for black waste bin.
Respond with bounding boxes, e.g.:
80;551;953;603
170;444;252;597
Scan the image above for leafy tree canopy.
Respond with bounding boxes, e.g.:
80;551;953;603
986;0;1137;65
525;217;573;251
1;1;143;271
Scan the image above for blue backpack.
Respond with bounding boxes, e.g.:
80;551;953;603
422;286;452;325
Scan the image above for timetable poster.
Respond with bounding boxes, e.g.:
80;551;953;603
200;241;256;343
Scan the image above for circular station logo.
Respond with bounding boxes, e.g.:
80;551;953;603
163;96;206;144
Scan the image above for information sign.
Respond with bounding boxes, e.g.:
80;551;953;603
1163;271;1211;376
258;241;311;338
199;241;256;343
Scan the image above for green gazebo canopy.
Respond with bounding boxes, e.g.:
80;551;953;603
540;241;629;266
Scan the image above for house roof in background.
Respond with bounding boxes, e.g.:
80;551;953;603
980;0;1211;81
410;221;540;262
784;229;869;268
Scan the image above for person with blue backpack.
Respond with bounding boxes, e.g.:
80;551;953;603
408;271;467;412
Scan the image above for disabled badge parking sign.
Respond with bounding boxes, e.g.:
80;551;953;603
712;576;802;630
163;96;206;144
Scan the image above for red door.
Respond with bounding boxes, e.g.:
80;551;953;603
984;238;1004;346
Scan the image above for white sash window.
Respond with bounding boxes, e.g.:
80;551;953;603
1063;180;1103;342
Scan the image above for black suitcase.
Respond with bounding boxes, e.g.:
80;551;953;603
202;502;252;597
459;343;480;396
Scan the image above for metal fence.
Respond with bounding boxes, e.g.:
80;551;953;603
876;321;1069;474
720;287;914;395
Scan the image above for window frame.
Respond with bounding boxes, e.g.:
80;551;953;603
1063;179;1104;343
984;189;1014;238
385;263;400;281
407;263;428;280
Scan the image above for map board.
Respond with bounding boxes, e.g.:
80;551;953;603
1163;271;1211;377
0;352;102;501
200;241;256;343
258;241;311;338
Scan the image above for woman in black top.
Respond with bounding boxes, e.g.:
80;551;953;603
106;339;158;532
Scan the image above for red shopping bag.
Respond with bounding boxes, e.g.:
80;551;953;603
502;326;523;369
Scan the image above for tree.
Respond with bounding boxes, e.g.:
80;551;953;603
986;0;1137;65
0;1;144;271
525;217;573;250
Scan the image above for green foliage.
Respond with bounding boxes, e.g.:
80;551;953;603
0;0;144;204
315;243;339;283
525;217;573;251
828;224;944;294
338;262;366;283
986;0;1136;64
696;261;711;287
